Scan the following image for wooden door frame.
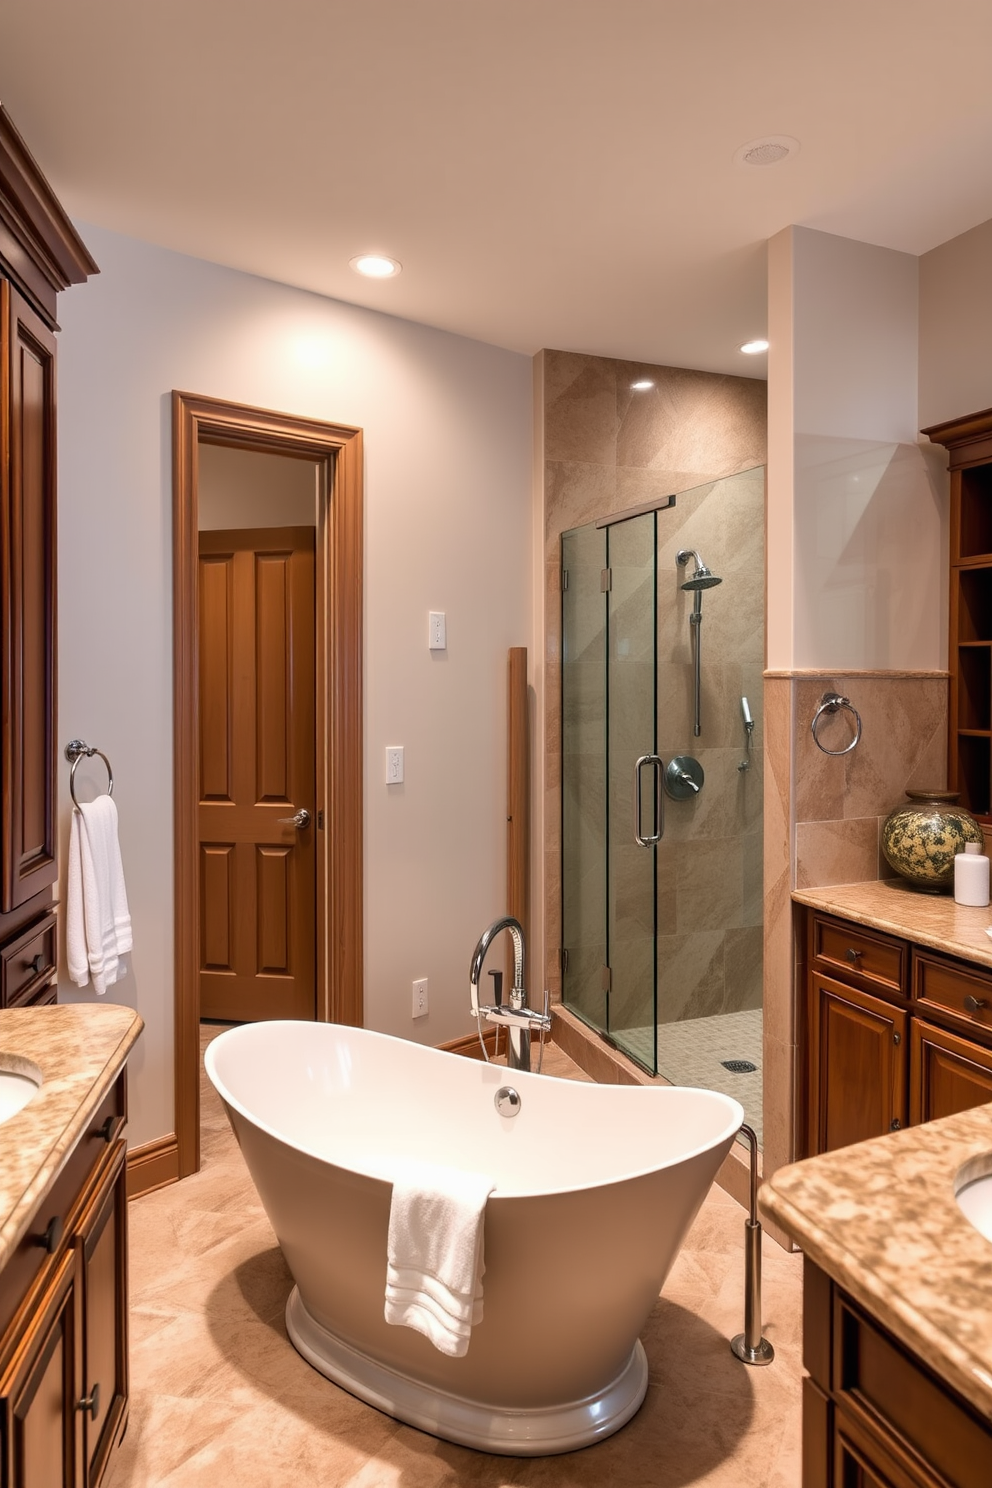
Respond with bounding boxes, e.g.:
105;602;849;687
173;391;363;1179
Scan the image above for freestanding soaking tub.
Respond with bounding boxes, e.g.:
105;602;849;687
206;1022;743;1455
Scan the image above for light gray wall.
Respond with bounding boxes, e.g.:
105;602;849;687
198;444;317;529
56;224;533;1148
767;225;944;671
919;216;992;428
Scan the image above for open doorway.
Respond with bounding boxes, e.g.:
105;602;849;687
173;392;363;1179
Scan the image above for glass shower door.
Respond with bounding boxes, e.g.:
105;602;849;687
561;524;607;1029
561;512;658;1069
605;513;658;1070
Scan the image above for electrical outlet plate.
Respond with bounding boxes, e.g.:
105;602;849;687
412;978;428;1018
386;746;404;784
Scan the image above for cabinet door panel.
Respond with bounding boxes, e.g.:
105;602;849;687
808;973;908;1156
74;1144;127;1486
0;1248;82;1488
910;1019;992;1126
0;280;58;912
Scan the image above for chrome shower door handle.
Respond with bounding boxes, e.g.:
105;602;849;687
278;808;312;830
633;754;665;847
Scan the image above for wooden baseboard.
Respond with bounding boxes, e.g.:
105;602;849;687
437;1027;499;1060
127;1134;180;1200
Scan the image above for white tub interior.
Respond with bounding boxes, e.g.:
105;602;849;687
206;1021;743;1197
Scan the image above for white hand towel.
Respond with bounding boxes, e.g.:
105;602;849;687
384;1162;495;1357
66;796;132;995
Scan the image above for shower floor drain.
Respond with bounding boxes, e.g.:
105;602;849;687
720;1059;758;1074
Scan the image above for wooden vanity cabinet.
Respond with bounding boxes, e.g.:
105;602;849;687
0;107;96;1007
804;1258;992;1488
0;1074;128;1488
805;910;992;1157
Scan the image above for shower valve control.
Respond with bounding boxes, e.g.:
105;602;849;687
664;756;704;800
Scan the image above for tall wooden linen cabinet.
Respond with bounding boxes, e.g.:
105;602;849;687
0;107;130;1488
924;407;992;819
0;107;96;998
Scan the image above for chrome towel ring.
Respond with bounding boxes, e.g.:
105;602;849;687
810;693;862;756
65;739;114;806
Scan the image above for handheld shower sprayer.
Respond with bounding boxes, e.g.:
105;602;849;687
738;696;755;771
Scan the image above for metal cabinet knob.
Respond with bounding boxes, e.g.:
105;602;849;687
96;1115;115;1144
964;995;988;1013
277;808;311;830
76;1382;100;1421
890;1118;902;1131
846;947;862;963
30;952;45;974
36;1216;62;1254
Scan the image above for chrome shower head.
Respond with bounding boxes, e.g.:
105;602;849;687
676;549;722;590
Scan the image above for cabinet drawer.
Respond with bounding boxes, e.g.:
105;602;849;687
1;909;57;1008
913;950;992;1038
811;913;908;1001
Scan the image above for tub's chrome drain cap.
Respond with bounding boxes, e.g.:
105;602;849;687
494;1086;521;1117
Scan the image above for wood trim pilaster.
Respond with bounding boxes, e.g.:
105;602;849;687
507;647;529;945
172;392;364;1180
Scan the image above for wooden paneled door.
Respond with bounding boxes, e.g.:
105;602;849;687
197;526;316;1021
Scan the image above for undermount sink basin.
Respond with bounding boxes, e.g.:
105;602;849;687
957;1171;992;1244
0;1062;41;1125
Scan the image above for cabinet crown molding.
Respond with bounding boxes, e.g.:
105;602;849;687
0;105;98;320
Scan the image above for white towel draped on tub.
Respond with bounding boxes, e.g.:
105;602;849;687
66;796;132;995
384;1162;495;1357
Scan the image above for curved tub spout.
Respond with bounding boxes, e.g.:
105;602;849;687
469;915;550;1072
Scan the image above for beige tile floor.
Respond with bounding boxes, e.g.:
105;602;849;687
106;1027;803;1487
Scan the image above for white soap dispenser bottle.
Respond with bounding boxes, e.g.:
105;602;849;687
954;840;990;906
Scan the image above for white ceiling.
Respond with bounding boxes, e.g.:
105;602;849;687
3;0;992;376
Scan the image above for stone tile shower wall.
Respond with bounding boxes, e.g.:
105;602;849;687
654;468;765;1023
542;350;767;1016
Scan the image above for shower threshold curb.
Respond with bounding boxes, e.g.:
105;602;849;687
286;1286;648;1456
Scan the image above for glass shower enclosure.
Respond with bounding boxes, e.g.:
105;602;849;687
560;469;764;1139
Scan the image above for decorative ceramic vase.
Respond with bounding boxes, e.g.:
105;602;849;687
880;790;984;892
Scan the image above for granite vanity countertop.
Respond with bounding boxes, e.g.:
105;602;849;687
761;1103;992;1422
0;1002;143;1271
793;878;992;971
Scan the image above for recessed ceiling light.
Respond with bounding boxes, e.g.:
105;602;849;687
740;339;769;355
349;254;402;279
630;379;654;391
733;135;800;167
